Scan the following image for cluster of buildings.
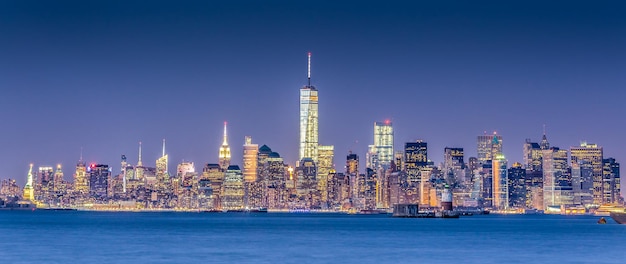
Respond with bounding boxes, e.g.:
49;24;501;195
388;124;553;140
1;53;622;213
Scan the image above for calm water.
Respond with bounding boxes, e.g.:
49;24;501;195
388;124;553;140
0;211;624;263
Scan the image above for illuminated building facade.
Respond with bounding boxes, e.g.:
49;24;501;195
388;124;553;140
243;136;258;182
88;164;111;201
543;147;571;210
202;163;224;209
299;52;319;163
219;122;231;170
74;159;88;197
602;158;621;204
492;154;508;210
523;139;542;172
156;139;169;180
570;142;603;206
317;145;334;203
507;162;526;208
296;158;318;207
368;121;394;169
404;141;427;184
35;166;54;202
477;133;503;163
222;165;244;210
1;179;20;200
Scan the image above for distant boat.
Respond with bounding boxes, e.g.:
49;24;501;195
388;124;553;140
249;208;268;213
610;212;626;224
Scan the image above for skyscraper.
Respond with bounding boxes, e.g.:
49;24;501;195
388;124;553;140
156;139;168;177
242;136;258;182
222;165;244;210
368;120;394;169
296;158;318;208
523;139;542;172
74;155;88;197
477;132;503;163
346;153;359;205
317;145;334;204
88;164;110;201
444;147;464;170
492;154;508;210
543;147;571;210
219;122;231;170
507;162;527;208
299;52;319;163
602;158;621;204
201;163;224;209
404;141;428;183
570;142;603;206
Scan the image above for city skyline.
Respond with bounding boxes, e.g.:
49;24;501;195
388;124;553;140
2;1;625;188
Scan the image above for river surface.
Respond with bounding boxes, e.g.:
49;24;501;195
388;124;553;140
0;211;624;263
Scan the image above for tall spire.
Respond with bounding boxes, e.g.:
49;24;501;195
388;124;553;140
540;125;550;150
137;141;143;167
222;122;229;146
307;52;311;86
219;121;231;170
162;138;166;157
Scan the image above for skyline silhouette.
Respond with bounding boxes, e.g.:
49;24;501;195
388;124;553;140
1;1;625;188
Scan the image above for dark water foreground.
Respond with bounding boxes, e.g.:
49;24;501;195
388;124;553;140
1;211;624;263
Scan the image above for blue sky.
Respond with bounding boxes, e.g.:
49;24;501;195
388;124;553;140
1;1;625;186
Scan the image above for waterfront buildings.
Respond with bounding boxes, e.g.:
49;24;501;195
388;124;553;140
6;54;623;213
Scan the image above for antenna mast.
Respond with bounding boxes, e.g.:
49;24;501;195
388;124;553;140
307;52;311;86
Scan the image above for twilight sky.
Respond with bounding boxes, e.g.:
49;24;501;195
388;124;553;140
1;1;625;186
